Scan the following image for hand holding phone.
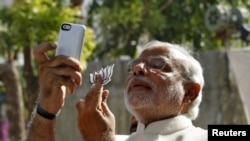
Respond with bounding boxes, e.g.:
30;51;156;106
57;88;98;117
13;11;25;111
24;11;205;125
56;22;86;60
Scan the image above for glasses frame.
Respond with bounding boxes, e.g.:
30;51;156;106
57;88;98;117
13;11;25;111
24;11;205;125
126;56;171;73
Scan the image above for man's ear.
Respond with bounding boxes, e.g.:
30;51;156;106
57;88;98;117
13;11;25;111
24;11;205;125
183;83;201;103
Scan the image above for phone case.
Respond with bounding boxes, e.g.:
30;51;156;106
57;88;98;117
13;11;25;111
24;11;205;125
56;22;86;60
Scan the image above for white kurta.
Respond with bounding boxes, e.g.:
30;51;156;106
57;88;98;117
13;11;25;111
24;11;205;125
116;115;207;141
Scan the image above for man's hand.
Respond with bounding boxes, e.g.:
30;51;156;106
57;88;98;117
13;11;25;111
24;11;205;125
76;75;115;141
34;43;83;114
26;43;83;141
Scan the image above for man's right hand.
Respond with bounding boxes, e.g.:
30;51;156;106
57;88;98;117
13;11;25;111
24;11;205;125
33;43;83;114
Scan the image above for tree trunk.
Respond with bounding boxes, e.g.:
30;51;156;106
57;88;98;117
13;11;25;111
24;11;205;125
0;62;26;141
23;47;39;117
70;0;84;7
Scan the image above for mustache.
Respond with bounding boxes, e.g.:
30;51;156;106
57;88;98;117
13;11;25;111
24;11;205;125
126;76;157;91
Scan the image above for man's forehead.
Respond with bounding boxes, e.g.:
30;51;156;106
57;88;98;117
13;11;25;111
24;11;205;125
140;45;171;58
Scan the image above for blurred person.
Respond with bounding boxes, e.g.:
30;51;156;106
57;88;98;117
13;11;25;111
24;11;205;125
0;111;9;141
26;40;207;141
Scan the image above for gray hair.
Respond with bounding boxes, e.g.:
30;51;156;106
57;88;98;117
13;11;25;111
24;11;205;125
142;40;205;120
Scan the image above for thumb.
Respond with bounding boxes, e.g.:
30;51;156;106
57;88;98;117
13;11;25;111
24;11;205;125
33;43;57;64
101;90;113;117
102;90;109;103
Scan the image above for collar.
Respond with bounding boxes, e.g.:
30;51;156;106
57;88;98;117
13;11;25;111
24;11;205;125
136;115;193;134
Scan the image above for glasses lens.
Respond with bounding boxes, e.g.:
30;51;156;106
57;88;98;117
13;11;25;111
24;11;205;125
148;57;166;70
126;57;167;72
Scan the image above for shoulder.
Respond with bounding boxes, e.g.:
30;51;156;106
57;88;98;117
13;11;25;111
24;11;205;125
188;126;208;141
115;134;129;141
194;126;208;134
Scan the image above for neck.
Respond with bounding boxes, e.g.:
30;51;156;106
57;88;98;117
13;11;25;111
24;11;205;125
134;111;179;127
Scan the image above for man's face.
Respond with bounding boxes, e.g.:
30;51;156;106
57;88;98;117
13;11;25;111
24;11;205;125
124;46;186;121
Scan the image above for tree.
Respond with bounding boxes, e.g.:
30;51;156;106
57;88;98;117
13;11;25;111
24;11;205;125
87;0;250;59
0;0;96;140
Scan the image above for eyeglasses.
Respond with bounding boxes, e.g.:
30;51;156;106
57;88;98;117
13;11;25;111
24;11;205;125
126;56;170;73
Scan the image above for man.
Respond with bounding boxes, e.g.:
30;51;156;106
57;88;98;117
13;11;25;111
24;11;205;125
26;40;207;141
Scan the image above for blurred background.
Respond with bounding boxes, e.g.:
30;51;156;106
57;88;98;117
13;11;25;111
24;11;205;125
0;0;250;141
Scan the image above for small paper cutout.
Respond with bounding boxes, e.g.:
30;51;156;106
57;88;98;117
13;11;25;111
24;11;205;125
89;64;114;86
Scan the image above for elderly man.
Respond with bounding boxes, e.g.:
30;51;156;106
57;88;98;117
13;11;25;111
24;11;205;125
26;40;207;141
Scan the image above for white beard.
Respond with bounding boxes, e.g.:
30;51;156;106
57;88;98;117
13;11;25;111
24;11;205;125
124;77;184;122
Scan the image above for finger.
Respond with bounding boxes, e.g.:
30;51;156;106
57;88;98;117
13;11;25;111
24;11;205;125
33;43;57;64
76;99;85;115
49;56;83;72
93;73;103;91
39;61;82;85
58;77;76;95
40;67;78;93
101;90;113;116
67;86;75;95
44;74;75;90
102;90;109;103
39;57;83;85
84;74;103;108
52;66;82;86
91;74;104;107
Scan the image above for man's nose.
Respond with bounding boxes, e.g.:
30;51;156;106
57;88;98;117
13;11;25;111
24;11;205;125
132;63;148;76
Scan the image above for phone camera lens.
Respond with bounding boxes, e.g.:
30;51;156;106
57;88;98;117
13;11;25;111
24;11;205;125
61;24;71;31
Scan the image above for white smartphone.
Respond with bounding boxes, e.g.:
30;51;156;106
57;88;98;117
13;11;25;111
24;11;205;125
56;22;86;60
